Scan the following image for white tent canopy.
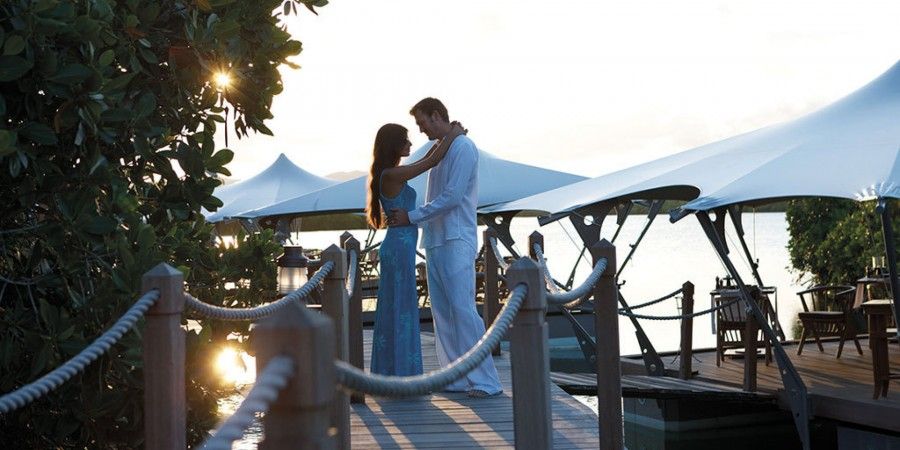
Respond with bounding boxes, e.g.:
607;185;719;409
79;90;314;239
482;60;900;216
237;143;587;219
204;153;337;223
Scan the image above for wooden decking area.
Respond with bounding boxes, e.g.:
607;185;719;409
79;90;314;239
613;338;900;433
351;331;600;448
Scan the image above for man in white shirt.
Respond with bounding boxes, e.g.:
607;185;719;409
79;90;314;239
388;97;503;397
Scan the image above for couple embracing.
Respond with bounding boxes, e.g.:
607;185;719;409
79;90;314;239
364;97;503;398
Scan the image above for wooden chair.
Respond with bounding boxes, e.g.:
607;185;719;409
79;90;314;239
796;285;862;358
712;286;772;366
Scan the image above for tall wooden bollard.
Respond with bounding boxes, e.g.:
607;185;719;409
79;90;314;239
341;233;365;404
591;240;624;450
142;263;186;450
743;289;759;392
679;281;695;380
483;228;502;356
321;244;350;450
254;301;335;449
506;258;552;449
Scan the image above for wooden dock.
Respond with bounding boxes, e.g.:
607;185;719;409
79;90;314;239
351;331;600;448
553;338;900;433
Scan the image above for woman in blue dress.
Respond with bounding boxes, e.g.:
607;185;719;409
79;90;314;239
365;122;465;376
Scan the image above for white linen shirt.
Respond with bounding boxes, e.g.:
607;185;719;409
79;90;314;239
408;135;479;251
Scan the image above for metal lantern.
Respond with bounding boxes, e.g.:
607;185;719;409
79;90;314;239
277;246;309;296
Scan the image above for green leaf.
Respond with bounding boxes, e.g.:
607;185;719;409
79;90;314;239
104;72;136;92
98;49;115;66
210;148;233;167
48;64;92;84
0;93;5;116
135;92;156;118
3;35;25;56
84;216;117;235
0;55;33;81
0;130;16;156
19;122;58;145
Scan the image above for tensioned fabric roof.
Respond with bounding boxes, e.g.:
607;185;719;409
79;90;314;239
204;153;337;223
237;143;587;219
482;60;900;217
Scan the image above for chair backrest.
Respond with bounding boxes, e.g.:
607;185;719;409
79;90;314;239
796;285;855;313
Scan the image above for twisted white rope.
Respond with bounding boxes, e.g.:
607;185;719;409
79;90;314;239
345;249;357;297
335;284;528;396
185;261;334;321
201;356;294;450
0;289;161;413
533;243;608;307
488;237;510;271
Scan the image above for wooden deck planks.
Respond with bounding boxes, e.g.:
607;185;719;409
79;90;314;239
621;337;900;432
351;331;600;448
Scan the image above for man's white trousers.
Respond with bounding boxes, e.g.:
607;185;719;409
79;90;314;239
425;240;503;394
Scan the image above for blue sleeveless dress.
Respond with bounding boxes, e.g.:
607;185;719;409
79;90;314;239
371;180;424;376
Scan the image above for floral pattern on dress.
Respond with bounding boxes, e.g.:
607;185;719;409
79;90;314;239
370;182;424;376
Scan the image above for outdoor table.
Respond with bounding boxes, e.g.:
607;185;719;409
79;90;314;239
861;299;898;399
854;276;891;309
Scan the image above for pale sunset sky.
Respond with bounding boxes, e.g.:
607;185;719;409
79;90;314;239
218;0;900;182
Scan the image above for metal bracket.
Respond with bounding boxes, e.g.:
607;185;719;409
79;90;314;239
480;212;520;258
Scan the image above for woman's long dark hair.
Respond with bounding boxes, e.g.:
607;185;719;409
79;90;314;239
366;123;407;229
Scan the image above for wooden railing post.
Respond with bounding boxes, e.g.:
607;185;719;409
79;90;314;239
743;289;759;392
341;232;365;404
680;281;695;380
254;301;335;449
483;228;501;356
142;263;186;450
506;257;552;449
591;240;624;450
321;244;350;450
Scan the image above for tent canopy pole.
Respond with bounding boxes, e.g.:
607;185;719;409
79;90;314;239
697;211;810;450
876;198;900;339
568;203;666;376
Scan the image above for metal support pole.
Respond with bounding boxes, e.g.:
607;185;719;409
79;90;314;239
876;198;900;339
697;211;810;450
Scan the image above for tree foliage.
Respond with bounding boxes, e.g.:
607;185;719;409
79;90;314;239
0;0;326;447
786;198;899;286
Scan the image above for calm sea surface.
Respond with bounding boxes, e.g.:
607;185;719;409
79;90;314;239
224;212;804;447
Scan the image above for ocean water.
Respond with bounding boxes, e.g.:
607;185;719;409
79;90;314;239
221;212;805;446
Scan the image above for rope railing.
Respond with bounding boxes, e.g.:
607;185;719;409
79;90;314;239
488;237;511;271
532;243;608;307
345;249;357;296
200;355;294;450
0;289;161;414
626;287;684;311
184;261;334;321
618;295;741;321
334;284;528;397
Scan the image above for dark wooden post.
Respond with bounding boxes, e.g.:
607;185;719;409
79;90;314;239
743;289;759;392
321;244;350;449
255;301;335;449
483;228;502;356
591;240;624;450
679;281;695;380
506;258;552;448
341;232;365;404
142;263;186;450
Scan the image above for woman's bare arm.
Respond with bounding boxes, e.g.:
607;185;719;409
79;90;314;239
383;123;466;184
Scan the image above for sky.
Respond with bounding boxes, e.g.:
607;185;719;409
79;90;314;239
218;0;900;182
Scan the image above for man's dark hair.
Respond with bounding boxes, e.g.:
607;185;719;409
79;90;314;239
410;97;449;122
